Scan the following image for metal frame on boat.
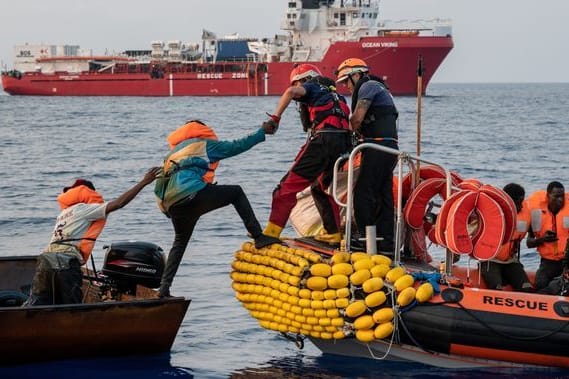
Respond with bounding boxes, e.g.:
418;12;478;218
315;145;569;368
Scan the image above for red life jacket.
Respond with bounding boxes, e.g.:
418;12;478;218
308;92;350;131
494;200;530;262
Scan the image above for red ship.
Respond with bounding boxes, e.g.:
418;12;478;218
1;0;453;96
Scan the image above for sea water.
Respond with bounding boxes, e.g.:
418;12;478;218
0;83;568;378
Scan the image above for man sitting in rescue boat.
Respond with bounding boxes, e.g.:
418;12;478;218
526;181;569;291
480;183;533;292
539;238;569;295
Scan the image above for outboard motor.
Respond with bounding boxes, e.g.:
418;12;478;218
102;241;165;295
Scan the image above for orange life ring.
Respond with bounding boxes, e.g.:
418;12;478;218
434;184;517;261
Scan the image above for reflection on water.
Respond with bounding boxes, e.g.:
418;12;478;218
230;353;568;379
0;354;194;379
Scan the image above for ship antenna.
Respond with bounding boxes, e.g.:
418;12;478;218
415;55;424;185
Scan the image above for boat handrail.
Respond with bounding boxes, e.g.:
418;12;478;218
332;143;454;273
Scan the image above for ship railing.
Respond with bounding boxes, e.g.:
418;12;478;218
331;143;454;273
97;63;116;73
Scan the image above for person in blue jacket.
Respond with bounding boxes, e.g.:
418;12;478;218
155;119;279;298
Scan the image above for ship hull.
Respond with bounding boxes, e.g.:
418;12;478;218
2;36;453;97
310;286;569;368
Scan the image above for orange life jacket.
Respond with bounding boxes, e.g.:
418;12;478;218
494;200;530;262
528;190;569;260
165;120;219;183
56;185;106;261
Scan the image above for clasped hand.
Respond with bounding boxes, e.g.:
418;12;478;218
262;113;280;135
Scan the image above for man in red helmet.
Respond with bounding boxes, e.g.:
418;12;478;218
262;64;352;244
336;58;399;253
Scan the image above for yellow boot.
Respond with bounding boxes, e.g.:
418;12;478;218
263;222;283;238
314;232;342;244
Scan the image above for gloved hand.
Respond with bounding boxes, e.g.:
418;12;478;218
262;113;280;135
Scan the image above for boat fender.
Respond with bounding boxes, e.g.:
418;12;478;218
306;276;328;291
310;263;332;277
345;300;367;318
440;288;463;303
327;308;340;318
331;317;345;327
415;282;434;303
335;297;350;309
374;321;394;340
355;329;376;343
362;277;384;293
350;269;372;286
397;287;416;307
354;315;375;330
370;264;390;279
310;290;325;301
287;285;300;297
373;308;395;324
350;252;372;263
328;274;349;289
331;252;351;264
411;272;441;293
353;258;375;271
371;254;392;266
323;299;337;309
323;289;337;300
553;301;569;318
298;288;311;299
310;300;325;310
336;287;350;298
394;274;415;292
364;291;387;308
385;266;406;283
319;332;334;340
332;262;354;276
333;330;346;340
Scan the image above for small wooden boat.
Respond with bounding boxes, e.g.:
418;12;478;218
0;241;190;366
230;143;569;369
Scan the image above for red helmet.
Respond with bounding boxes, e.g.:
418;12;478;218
289;64;322;85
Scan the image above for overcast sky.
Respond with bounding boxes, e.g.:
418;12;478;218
1;0;567;83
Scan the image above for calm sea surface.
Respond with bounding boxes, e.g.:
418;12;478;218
1;83;569;378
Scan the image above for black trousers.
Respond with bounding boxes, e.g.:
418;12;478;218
480;260;531;290
26;252;83;305
269;130;351;234
353;146;397;249
159;184;262;295
535;257;563;291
